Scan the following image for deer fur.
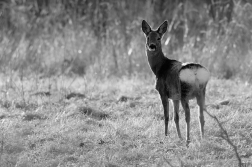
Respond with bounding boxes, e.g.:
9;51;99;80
141;20;210;145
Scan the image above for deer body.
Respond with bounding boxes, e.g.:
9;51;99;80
142;20;210;145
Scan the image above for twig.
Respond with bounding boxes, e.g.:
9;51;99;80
205;110;242;167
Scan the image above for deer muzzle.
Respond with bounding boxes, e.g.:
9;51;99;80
147;44;157;51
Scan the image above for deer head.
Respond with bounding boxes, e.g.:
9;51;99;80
142;20;168;52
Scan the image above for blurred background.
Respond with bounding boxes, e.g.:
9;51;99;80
0;0;252;80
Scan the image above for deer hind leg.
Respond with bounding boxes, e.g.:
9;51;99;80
181;99;190;146
173;100;182;139
160;94;169;136
196;88;206;139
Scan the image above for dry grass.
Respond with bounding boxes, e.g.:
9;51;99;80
0;75;252;167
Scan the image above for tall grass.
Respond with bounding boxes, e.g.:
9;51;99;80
0;1;252;80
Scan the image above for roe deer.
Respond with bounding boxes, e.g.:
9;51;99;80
141;20;210;145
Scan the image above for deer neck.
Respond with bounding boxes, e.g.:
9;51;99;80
146;49;167;76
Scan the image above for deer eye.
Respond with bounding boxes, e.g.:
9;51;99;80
157;37;161;40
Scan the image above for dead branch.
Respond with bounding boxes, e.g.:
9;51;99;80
205;110;242;167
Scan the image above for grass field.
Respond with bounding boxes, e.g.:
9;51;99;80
0;75;252;167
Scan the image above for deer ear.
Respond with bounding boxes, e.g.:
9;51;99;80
157;20;168;36
142;20;152;35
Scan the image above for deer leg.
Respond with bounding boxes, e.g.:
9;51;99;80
173;100;182;139
181;99;190;145
196;89;206;139
160;94;169;136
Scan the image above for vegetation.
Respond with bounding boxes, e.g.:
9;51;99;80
0;0;252;166
0;76;252;166
0;0;252;78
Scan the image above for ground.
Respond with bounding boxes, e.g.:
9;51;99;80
0;75;251;167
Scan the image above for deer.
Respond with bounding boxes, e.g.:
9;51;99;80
141;20;210;145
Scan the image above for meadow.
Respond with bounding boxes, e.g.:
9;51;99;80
0;74;251;167
1;1;252;166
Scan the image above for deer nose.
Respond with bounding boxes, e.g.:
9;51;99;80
149;44;156;50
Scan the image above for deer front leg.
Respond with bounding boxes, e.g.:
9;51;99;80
160;93;169;136
181;99;190;146
173;100;182;139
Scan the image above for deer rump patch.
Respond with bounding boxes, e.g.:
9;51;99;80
179;64;210;85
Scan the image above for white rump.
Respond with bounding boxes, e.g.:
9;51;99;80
179;67;210;85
